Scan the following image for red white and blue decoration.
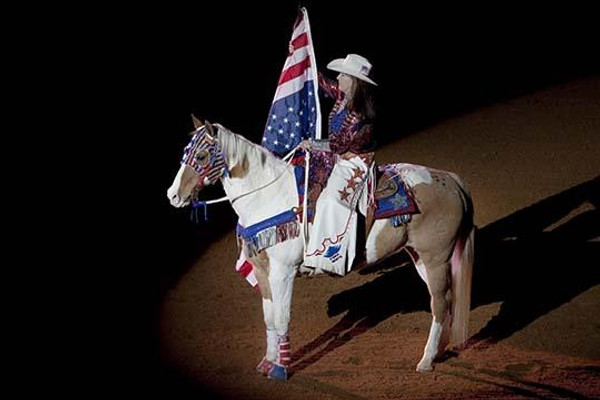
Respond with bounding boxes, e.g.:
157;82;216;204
262;7;321;156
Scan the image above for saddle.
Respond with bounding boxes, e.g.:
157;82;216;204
292;152;419;225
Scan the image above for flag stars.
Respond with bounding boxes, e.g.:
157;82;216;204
261;31;319;153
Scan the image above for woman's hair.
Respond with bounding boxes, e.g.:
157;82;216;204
347;78;376;120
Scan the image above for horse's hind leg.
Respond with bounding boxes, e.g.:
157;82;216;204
417;258;452;372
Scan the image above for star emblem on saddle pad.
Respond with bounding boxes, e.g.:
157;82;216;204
390;194;410;208
338;187;351;202
346;177;359;190
352;167;364;179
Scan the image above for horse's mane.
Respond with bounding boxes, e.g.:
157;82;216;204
215;123;289;181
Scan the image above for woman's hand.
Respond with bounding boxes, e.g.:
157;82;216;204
299;139;312;151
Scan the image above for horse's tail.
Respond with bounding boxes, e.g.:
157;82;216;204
449;173;475;348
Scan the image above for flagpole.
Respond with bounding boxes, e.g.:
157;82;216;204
302;7;321;140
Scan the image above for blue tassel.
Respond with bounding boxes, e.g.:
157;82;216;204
191;201;209;222
390;214;411;227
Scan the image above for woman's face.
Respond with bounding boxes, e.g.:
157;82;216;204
337;73;355;98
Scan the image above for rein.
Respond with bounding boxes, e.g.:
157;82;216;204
190;135;310;264
228;148;298;205
192;142;302;211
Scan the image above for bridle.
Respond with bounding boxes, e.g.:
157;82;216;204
184;126;302;205
182;126;228;186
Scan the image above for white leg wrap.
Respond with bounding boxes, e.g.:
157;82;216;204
262;299;278;361
266;329;278;362
268;267;295;336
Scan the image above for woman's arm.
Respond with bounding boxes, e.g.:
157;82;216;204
318;71;340;99
330;123;375;154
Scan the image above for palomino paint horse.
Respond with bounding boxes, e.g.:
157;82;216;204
167;118;475;380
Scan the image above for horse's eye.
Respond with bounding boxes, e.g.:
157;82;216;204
195;150;210;166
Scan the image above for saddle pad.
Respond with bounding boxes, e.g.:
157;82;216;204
374;167;419;219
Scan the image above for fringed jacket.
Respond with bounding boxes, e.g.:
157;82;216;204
318;73;375;155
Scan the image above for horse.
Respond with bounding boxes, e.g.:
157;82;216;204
167;117;475;380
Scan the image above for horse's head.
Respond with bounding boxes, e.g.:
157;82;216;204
167;116;228;207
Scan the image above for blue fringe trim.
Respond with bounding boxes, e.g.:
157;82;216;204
237;210;300;255
390;214;411;227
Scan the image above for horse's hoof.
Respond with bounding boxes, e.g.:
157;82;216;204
256;357;274;376
267;363;287;380
416;361;434;373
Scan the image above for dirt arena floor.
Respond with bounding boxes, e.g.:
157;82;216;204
159;76;599;399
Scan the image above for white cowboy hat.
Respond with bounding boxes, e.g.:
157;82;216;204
326;54;377;86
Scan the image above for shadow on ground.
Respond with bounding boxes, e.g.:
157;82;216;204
290;176;600;373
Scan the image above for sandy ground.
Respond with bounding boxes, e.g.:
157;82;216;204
160;76;600;399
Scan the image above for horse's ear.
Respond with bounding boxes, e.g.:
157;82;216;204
191;114;203;130
204;120;215;139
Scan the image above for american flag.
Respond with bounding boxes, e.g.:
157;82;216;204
262;7;321;156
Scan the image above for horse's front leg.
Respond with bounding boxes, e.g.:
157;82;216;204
262;256;295;380
256;298;278;376
253;238;301;380
417;259;452;372
257;292;294;378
